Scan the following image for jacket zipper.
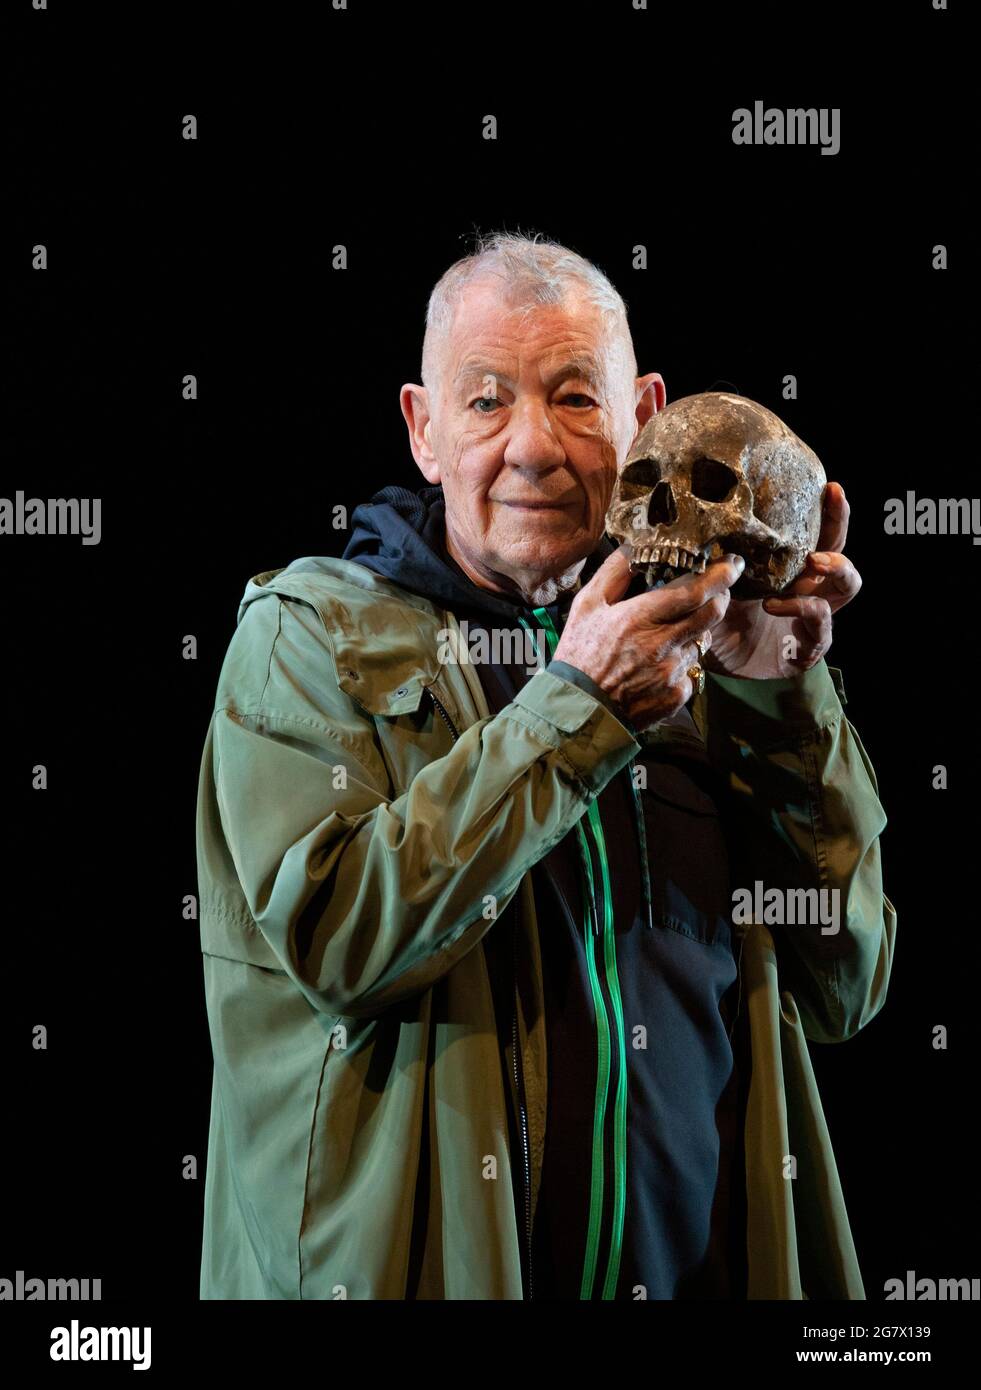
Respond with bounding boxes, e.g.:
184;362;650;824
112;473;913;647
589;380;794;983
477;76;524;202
427;687;459;745
426;683;534;1300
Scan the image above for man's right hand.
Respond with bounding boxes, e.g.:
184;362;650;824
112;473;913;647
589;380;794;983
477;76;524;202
551;546;746;732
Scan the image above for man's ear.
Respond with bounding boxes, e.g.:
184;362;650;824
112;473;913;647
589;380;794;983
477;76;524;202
400;384;441;483
633;372;666;435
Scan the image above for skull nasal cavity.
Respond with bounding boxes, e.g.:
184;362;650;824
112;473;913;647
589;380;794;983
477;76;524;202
648;481;677;526
691;457;738;502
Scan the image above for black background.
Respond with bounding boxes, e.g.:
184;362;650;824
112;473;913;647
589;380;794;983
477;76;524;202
2;0;975;1352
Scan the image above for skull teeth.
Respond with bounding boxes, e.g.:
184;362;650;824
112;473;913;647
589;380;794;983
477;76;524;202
628;543;706;575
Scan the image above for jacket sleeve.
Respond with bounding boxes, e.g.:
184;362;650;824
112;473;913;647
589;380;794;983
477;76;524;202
692;658;897;1044
209;594;639;1018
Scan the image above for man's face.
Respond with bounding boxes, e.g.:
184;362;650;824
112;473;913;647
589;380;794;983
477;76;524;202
413;280;639;592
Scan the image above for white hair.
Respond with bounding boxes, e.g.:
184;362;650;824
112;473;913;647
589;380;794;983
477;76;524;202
420;229;638;400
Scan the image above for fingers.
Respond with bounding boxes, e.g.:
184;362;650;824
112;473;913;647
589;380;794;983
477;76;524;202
631;554;745;624
672;627;713;665
760;595;833;665
637;644;706;727
664;586;730;648
690;627;712;661
679;632;710;701
785;550;862;611
580;544;637;606
807;550;862;601
815;481;850;554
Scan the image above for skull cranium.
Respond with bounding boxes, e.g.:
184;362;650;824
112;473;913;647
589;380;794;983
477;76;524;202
605;392;827;599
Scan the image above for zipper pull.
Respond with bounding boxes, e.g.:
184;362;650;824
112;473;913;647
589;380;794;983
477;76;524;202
589;897;601;938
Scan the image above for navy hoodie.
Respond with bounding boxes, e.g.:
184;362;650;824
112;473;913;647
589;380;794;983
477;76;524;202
343;483;748;1301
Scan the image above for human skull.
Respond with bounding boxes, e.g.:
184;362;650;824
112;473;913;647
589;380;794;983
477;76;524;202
605;392;827;599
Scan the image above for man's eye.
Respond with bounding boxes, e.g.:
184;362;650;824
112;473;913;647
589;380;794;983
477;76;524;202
469;393;596;412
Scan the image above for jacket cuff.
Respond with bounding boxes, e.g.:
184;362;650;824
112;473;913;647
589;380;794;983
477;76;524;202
509;668;640;795
544;659;640;739
703;658;846;744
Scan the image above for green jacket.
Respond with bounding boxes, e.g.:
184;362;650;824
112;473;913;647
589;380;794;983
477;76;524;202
195;555;896;1300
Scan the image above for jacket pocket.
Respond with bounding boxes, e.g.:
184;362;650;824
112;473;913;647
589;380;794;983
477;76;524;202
200;892;285;971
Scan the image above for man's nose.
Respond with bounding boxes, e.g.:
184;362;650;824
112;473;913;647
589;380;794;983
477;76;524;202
501;398;568;470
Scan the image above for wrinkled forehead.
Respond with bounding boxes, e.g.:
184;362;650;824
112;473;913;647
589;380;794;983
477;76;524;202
444;279;621;379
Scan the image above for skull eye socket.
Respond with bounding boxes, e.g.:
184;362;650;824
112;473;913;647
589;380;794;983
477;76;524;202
620;457;661;490
691;457;738;503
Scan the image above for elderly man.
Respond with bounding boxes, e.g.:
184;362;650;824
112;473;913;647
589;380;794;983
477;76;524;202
195;233;895;1300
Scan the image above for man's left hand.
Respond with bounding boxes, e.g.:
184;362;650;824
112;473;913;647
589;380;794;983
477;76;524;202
700;482;862;680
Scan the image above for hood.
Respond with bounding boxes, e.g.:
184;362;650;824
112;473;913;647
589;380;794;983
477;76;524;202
341;482;615;622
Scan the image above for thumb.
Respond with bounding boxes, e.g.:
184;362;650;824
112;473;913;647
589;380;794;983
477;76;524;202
578;543;635;607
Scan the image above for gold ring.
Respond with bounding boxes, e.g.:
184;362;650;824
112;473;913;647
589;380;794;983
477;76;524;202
693;632;709;660
687;663;705;696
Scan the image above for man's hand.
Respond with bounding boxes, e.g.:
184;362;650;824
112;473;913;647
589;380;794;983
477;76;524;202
552;547;744;731
701;481;862;680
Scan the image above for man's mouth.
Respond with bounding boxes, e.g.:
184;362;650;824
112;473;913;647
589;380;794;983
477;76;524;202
497;500;569;510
